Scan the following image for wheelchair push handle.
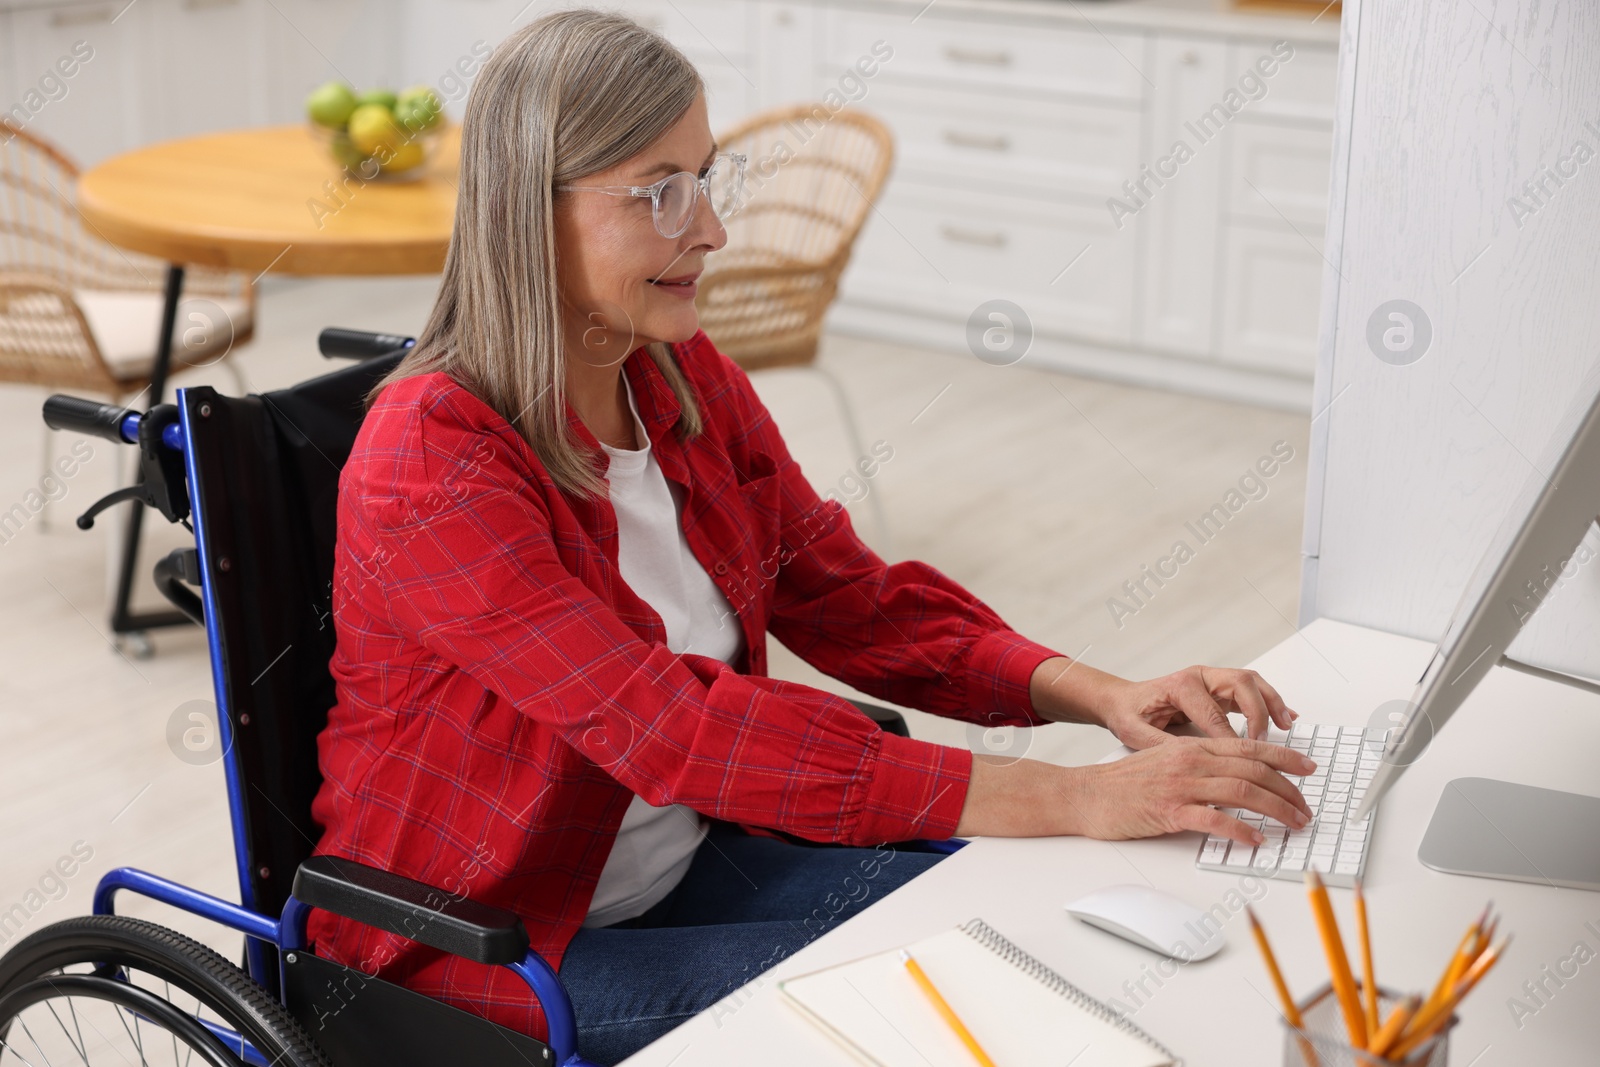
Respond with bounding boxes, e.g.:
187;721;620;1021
43;394;137;444
41;395;189;529
318;327;415;361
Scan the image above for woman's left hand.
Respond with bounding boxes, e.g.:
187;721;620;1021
1029;657;1299;750
1098;665;1298;749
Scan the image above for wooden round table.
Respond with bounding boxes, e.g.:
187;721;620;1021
76;123;458;637
78;123;460;277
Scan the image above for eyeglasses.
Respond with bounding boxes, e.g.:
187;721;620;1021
557;151;747;239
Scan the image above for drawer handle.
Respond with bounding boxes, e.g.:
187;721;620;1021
51;6;115;24
942;129;1010;152
942;45;1012;68
183;0;241;8
939;224;1007;248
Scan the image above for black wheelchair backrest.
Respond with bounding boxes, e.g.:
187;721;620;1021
182;352;402;919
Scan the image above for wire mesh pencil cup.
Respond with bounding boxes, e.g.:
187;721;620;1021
1282;984;1454;1067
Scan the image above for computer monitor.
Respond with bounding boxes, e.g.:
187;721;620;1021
1352;363;1600;890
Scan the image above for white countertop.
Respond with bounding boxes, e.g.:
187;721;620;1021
832;0;1340;44
0;0;1343;45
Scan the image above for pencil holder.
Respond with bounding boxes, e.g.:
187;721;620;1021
1281;984;1455;1067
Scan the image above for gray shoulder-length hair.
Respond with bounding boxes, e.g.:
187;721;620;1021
373;9;705;499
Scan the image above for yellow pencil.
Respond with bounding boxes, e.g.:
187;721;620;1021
1366;994;1420;1058
1305;870;1368;1048
1246;906;1320;1067
1354;879;1379;1038
1471;914;1499;961
901;949;997;1067
1424;905;1488;1012
1390;936;1510;1061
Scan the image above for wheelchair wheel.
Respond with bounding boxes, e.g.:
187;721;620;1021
0;915;330;1067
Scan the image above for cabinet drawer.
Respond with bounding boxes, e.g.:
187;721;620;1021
1217;221;1324;376
617;0;749;60
826;9;1145;102
1232;40;1337;124
1226;121;1332;227
842;181;1135;345
865;81;1139;201
702;59;756;137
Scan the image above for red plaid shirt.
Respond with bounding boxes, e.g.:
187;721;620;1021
306;329;1060;1040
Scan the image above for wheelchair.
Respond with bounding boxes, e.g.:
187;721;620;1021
2;329;947;1067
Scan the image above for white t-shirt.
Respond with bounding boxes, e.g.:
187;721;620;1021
583;374;744;928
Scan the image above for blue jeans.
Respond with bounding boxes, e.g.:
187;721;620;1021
557;819;947;1065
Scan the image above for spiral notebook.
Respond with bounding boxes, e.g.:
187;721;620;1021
778;919;1177;1067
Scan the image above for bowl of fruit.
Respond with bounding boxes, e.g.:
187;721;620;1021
306;81;445;181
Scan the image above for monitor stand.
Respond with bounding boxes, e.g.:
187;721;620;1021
1419;777;1600;892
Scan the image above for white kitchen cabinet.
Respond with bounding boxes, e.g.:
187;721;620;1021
754;1;817;110
612;0;756;132
826;8;1145;103
1217;219;1326;375
139;0;265;143
843;180;1136;346
1134;35;1228;359
865;79;1141;202
5;0;143;166
261;0;400;125
1233;38;1337;124
1225;119;1333;229
397;0;549;121
0;11;15;121
813;3;1335;407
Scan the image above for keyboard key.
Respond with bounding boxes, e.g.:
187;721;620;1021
1225;843;1258;867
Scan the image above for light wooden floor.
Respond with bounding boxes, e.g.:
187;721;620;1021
0;275;1308;960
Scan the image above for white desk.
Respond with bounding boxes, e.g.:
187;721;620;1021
620;619;1600;1065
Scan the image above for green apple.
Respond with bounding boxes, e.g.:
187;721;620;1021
396;86;443;132
305;81;357;128
355;88;398;112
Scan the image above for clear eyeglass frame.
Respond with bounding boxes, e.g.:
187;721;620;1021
557;151;748;239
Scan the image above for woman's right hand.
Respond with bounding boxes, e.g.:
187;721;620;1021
954;737;1315;845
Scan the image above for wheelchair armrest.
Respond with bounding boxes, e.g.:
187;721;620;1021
292;855;529;966
848;699;909;738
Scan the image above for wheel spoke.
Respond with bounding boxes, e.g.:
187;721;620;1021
54;998;133;1067
16;1016;54;1067
64;994;88;1063
111;1007;148;1067
0;1032;45;1067
41;1000;88;1065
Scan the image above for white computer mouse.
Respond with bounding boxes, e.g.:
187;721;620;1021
1064;884;1225;961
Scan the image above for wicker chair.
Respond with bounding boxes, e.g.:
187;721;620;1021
697;104;894;548
1;120;253;524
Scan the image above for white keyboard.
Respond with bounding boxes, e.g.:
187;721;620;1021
1195;722;1381;887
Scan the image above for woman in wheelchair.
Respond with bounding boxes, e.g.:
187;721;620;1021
305;10;1315;1064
